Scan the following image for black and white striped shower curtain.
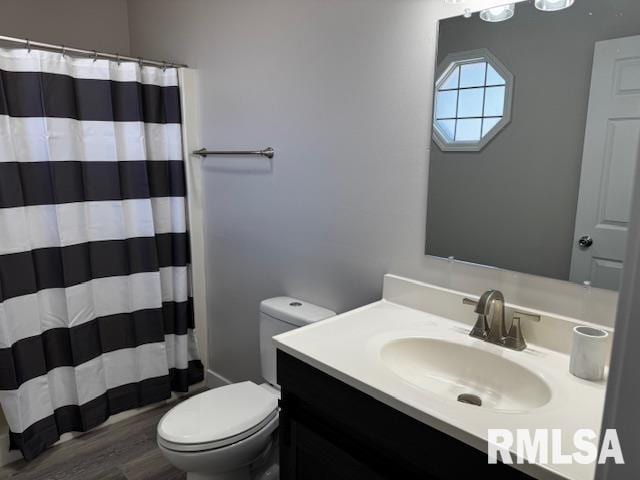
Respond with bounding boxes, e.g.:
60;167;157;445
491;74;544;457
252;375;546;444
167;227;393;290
0;48;203;460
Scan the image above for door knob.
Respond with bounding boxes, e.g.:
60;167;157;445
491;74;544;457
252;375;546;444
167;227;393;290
578;235;593;248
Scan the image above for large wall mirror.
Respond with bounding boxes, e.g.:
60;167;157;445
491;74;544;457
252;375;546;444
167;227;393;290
426;0;640;291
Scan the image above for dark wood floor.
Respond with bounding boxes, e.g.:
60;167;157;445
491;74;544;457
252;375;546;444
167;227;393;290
0;396;194;480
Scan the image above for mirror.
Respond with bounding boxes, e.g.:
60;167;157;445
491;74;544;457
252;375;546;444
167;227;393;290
426;0;640;291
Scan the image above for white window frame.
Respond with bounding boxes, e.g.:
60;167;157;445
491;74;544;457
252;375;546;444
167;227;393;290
432;48;514;152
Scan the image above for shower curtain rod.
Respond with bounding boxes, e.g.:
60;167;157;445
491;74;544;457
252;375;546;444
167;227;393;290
0;35;188;69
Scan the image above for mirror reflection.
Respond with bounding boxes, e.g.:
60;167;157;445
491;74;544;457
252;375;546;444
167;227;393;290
426;0;640;291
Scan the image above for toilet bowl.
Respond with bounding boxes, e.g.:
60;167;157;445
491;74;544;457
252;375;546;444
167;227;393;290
157;297;335;480
158;382;279;480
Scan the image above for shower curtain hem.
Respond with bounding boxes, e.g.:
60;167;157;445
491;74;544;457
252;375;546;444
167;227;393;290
8;362;203;461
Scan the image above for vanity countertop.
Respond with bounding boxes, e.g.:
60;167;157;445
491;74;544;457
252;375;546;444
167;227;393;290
274;276;608;480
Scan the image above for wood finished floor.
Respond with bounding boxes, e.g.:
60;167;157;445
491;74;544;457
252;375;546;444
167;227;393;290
0;396;195;480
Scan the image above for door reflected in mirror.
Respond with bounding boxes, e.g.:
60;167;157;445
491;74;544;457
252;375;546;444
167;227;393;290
425;0;640;291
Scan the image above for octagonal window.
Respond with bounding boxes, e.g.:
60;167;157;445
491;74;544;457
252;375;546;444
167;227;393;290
433;49;513;152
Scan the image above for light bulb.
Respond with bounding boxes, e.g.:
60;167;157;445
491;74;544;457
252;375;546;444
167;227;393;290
479;4;515;22
534;0;575;12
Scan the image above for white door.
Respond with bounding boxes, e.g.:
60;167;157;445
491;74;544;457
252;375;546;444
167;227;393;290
570;36;640;290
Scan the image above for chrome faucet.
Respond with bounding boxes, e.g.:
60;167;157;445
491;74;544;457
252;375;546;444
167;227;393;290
475;290;507;345
476;290;506;344
463;290;540;351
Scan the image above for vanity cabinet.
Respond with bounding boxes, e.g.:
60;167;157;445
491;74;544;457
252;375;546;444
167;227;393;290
277;350;532;480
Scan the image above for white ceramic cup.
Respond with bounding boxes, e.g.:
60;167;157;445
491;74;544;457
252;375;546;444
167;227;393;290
569;325;609;381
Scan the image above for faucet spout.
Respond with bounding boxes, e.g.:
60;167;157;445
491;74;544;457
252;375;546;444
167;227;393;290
475;290;506;344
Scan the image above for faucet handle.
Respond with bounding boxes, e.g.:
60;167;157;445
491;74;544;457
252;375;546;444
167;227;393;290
469;314;489;339
504;311;541;351
462;298;488;339
513;311;541;323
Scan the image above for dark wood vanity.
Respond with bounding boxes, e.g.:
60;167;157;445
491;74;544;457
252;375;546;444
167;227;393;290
277;350;532;480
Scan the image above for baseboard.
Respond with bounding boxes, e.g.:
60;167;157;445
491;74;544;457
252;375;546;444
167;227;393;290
0;383;206;469
206;368;233;388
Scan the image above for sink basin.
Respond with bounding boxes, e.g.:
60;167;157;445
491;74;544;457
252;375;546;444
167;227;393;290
380;337;552;413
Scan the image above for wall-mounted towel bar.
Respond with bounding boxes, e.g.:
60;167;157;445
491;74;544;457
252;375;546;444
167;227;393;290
192;147;275;159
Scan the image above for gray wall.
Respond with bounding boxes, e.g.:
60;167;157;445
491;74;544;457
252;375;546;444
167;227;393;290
127;0;435;382
0;0;130;54
426;0;640;281
127;0;619;384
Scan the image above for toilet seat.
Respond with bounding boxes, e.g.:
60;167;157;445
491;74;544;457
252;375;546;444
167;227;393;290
157;381;279;453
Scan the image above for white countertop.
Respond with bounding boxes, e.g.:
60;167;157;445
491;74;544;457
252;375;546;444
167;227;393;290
274;298;607;480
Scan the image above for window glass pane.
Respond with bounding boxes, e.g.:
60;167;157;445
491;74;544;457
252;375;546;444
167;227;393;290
432;55;511;147
436;119;456;141
484;86;506;117
459;62;486;88
457;88;484;118
440;66;459;90
482;117;501;137
436;90;458;119
455;119;482;142
486;64;505;86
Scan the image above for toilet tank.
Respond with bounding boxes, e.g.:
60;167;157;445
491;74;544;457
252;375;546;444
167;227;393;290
260;297;335;386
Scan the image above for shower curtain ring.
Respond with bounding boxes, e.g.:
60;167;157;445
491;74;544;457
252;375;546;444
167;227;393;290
92;50;98;63
138;57;144;68
61;45;66;58
25;39;31;53
162;61;167;72
116;53;121;66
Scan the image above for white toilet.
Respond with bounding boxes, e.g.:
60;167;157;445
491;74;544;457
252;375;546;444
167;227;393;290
157;297;335;480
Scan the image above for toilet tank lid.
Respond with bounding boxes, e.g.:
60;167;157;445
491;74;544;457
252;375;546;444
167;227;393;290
260;297;335;327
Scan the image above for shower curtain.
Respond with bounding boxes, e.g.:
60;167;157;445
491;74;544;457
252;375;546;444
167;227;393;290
0;48;203;460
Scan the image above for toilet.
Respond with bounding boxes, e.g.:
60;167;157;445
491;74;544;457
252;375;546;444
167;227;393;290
157;297;335;480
